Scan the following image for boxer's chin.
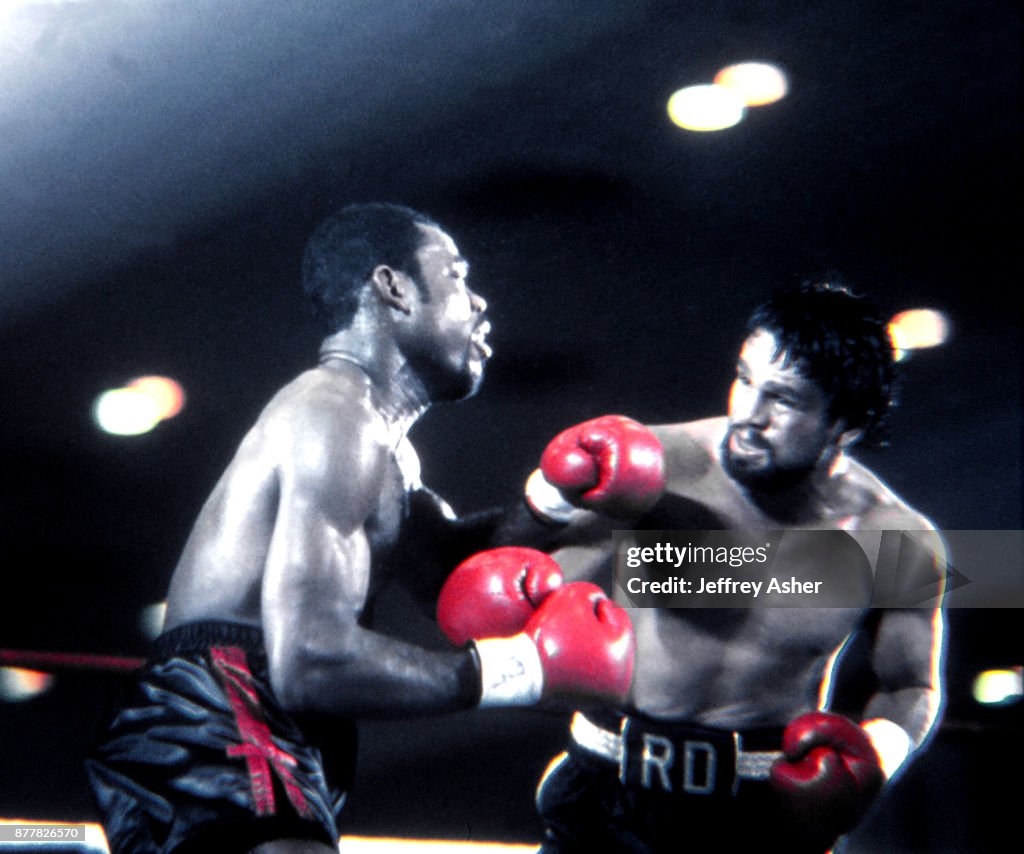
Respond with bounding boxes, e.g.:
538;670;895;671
721;437;811;492
428;357;485;403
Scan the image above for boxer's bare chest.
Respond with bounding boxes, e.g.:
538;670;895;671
625;449;874;724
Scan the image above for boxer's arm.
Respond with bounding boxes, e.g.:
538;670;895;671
399;484;610;609
529;415;666;519
403;416;683;606
861;529;947;778
860;605;945;778
262;403;479;719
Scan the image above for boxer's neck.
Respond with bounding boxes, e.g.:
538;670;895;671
319;333;430;436
745;456;850;524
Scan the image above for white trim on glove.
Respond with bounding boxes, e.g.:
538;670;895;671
861;718;912;780
473;634;545;708
525;469;589;525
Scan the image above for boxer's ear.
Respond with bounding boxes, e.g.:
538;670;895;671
835;421;860;448
829;419;863;451
371;265;413;315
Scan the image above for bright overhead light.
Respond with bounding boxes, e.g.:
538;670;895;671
130;376;186;420
93;375;185;436
973;668;1023;706
667;84;745;132
94;387;163;436
714;62;788;107
0;667;54;702
888;309;950;361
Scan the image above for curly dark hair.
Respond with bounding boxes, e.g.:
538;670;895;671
301;202;440;332
746;282;897;446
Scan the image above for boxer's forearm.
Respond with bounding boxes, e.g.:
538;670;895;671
861;684;942;777
269;626;481;718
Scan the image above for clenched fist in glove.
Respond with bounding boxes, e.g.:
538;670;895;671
770;712;885;840
519;581;634;702
440;568;635;708
437;547;563;646
527;415;666;520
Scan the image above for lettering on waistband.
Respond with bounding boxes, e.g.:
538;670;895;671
620;719;726;797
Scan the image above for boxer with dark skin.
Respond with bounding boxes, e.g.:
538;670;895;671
163;208;491;719
523;284;947;853
87;203;635;854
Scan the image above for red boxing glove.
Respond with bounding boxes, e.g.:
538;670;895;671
437;547;563;646
471;582;635;708
770;712;884;838
539;415;666;517
526;581;635;703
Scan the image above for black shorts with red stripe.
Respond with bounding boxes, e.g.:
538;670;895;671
86;621;351;854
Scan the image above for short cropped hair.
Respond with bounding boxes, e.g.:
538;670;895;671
302;202;440;332
747;282;897;445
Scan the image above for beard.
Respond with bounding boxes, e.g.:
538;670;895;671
422;350;485;403
719;429;818;494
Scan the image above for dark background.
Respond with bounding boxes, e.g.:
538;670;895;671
0;1;1020;850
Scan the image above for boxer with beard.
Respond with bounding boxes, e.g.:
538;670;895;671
526;282;947;853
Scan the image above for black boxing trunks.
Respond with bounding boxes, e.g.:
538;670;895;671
86;621;347;854
536;710;834;854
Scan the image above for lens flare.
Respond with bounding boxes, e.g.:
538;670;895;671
93;375;185;435
129;376;186;419
714;62;788;106
973;668;1023;705
0;667;55;702
93;387;163;436
888;309;950;361
667;84;745;132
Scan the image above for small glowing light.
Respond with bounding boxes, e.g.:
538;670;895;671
973;668;1023;705
140;601;168;639
0;667;55;702
667;84;746;132
93;387;163;435
93;375;186;436
888;309;950;361
714;62;788;107
129;376;186;420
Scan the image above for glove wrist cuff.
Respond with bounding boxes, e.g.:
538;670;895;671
861;718;912;779
525;469;588;525
472;634;544;708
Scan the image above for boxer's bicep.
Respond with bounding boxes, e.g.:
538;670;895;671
864;605;945;743
261;409;386;707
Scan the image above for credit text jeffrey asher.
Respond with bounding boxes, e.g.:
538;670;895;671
621;541;824;600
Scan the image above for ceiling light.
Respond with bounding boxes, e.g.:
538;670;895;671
0;667;54;702
973;668;1023;705
93;375;185;436
667;84;745;132
888;309;950;361
93;387;163;436
129;376;186;420
714;62;788;106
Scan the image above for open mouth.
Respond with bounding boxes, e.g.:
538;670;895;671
729;429;769;457
471;320;493;359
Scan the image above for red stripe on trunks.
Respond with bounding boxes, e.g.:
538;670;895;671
210;645;312;818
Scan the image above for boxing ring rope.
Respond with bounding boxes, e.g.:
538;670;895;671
0;650;145;673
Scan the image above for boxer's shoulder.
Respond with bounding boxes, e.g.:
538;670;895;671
840;457;938;535
650;417;725;482
242;369;394;514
